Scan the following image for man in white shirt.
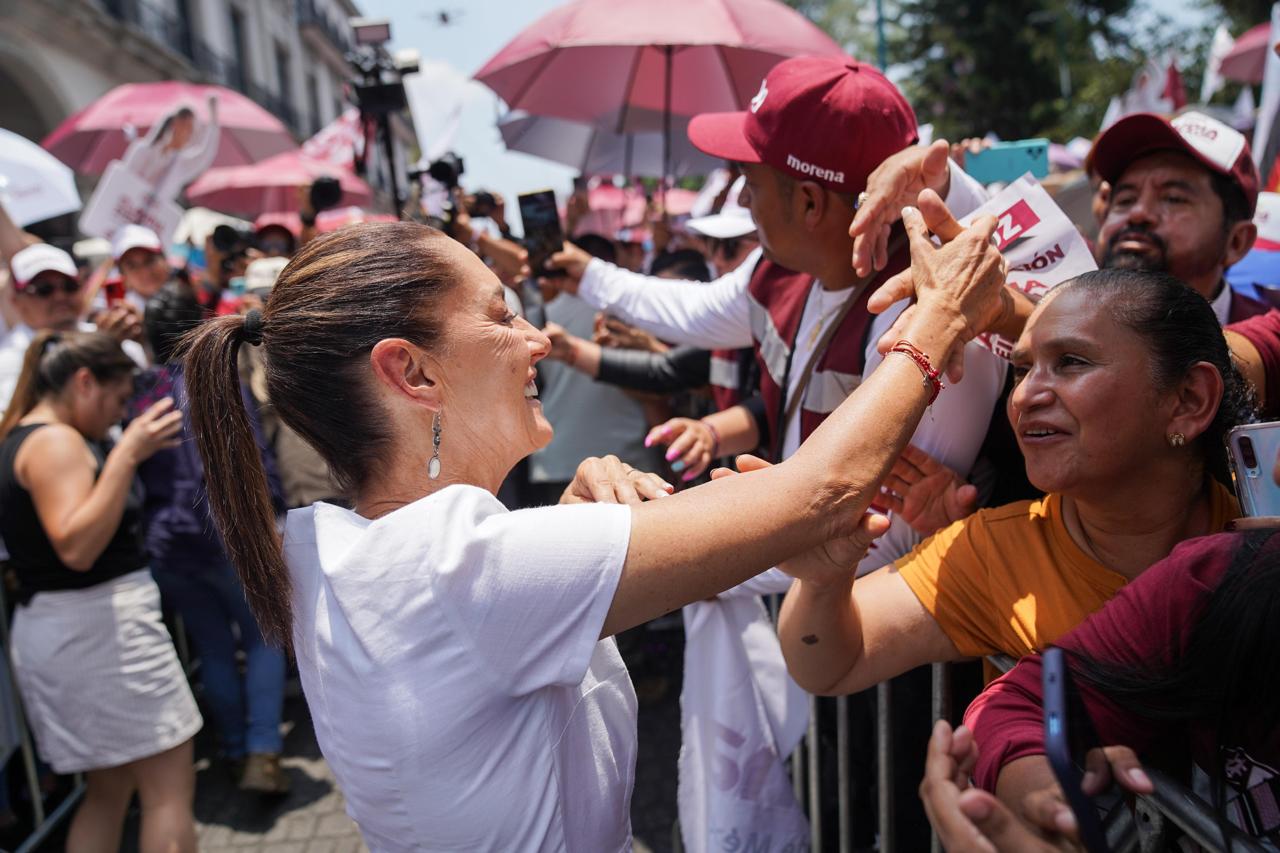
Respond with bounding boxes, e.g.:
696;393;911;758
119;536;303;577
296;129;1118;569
553;56;1005;575
0;244;147;414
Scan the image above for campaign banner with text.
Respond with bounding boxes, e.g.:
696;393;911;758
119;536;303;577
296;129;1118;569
960;173;1097;359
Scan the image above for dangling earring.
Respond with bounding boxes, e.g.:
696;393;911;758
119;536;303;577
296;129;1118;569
428;412;442;480
1168;432;1186;448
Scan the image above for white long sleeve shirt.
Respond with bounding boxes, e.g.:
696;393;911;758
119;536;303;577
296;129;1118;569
577;162;1005;573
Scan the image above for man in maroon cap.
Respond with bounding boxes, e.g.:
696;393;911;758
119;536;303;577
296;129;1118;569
1091;110;1268;324
548;54;1006;848
550;55;1003;571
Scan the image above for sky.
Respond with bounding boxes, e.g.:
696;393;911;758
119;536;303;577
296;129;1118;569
357;0;1216;207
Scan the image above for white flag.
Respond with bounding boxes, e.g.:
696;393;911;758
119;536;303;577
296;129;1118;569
1202;25;1236;104
1233;85;1258;130
1253;4;1280;177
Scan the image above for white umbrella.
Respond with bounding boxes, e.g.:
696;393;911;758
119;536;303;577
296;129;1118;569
0;128;81;227
498;110;721;178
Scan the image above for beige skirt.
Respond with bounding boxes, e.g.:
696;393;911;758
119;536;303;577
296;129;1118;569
10;569;202;773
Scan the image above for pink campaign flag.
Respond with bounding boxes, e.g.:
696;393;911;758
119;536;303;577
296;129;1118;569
302;109;366;170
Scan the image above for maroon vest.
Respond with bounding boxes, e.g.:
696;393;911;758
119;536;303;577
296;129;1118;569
1229;288;1272;324
709;348;745;411
747;240;910;461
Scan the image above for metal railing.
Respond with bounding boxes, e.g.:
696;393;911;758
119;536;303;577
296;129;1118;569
782;651;1269;852
295;0;353;55
99;0;302;136
0;584;86;853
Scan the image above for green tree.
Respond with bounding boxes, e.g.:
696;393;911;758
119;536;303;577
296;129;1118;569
1208;0;1272;31
783;0;1222;142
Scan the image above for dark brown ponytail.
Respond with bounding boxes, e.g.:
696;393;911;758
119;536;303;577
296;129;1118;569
0;331;136;439
182;222;458;646
184;314;292;646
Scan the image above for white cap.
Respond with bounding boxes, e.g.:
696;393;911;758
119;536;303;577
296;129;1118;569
111;223;163;261
10;243;78;289
685;176;756;240
245;256;288;294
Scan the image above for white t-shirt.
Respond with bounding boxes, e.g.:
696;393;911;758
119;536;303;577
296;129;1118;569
283;485;637;852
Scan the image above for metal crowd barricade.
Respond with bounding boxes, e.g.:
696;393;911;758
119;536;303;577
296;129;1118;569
783;650;1259;853
0;582;86;853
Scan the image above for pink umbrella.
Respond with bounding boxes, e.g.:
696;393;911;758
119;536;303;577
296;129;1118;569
42;81;295;175
475;0;845;185
1221;22;1271;85
185;149;373;216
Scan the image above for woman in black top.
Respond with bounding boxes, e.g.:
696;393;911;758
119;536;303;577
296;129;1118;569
0;331;200;853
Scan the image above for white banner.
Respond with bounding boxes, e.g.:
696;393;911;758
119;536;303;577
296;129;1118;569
678;593;810;853
78;160;183;245
960;174;1098;359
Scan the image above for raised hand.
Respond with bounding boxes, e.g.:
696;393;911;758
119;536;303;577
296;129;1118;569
116;397;183;465
645;417;717;481
850;139;953;277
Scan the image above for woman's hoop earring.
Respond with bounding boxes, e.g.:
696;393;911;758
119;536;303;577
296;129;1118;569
1168;432;1186;448
429;413;442;480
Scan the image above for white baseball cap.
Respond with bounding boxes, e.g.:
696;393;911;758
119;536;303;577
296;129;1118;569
244;256;288;295
685;176;757;240
10;243;78;290
111;224;163;261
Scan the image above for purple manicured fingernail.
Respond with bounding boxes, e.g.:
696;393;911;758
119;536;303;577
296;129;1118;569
682;471;696;482
665;448;680;462
644;436;654;448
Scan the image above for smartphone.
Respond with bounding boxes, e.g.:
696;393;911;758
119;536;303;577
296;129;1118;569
104;278;126;308
1043;647;1111;853
964;139;1050;185
1228;422;1280;517
518;189;566;279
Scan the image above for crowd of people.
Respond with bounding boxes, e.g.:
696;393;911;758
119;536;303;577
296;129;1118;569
3;48;1280;853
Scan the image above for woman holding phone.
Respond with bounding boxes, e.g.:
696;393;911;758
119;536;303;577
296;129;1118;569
180;207;1006;850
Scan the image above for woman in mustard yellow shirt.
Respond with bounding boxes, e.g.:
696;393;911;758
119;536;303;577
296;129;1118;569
776;268;1253;695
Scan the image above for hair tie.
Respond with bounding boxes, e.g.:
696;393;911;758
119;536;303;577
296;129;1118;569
242;309;265;347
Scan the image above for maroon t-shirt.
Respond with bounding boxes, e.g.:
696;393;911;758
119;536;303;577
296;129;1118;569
1229;309;1280;420
965;533;1280;840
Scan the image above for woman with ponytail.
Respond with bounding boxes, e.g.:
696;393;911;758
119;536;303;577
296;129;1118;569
0;331;199;853
182;212;1007;850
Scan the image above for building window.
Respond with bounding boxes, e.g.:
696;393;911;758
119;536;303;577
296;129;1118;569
307;72;322;135
275;42;292;101
228;7;249;93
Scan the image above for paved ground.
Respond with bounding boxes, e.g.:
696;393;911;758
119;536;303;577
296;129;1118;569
188;693;368;853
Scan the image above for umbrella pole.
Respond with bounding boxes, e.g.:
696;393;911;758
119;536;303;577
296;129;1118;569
662;45;672;218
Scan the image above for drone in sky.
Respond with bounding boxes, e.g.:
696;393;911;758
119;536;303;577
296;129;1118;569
423;8;465;26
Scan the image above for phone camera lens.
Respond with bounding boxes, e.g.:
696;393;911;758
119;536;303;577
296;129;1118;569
1241;436;1259;472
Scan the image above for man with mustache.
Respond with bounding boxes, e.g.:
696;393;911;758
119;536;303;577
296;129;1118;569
1091;110;1270;323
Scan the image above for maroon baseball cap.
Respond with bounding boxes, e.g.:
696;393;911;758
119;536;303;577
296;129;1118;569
688;56;918;196
1091;111;1260;213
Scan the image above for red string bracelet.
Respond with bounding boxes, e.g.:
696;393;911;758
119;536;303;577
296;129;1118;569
702;419;721;459
889;340;943;404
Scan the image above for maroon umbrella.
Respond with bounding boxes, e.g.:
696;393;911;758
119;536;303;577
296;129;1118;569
42;81;295;175
1221;22;1271;86
475;0;846;183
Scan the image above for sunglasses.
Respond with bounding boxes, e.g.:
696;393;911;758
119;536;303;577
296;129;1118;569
22;275;80;298
707;236;751;258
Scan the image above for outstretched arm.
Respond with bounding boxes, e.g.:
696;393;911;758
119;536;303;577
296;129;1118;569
603;205;1008;637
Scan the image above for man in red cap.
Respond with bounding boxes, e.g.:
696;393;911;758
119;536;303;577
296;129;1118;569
1091;110;1268;324
551;56;1002;566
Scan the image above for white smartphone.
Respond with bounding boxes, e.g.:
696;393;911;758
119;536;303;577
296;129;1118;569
1227;422;1280;517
